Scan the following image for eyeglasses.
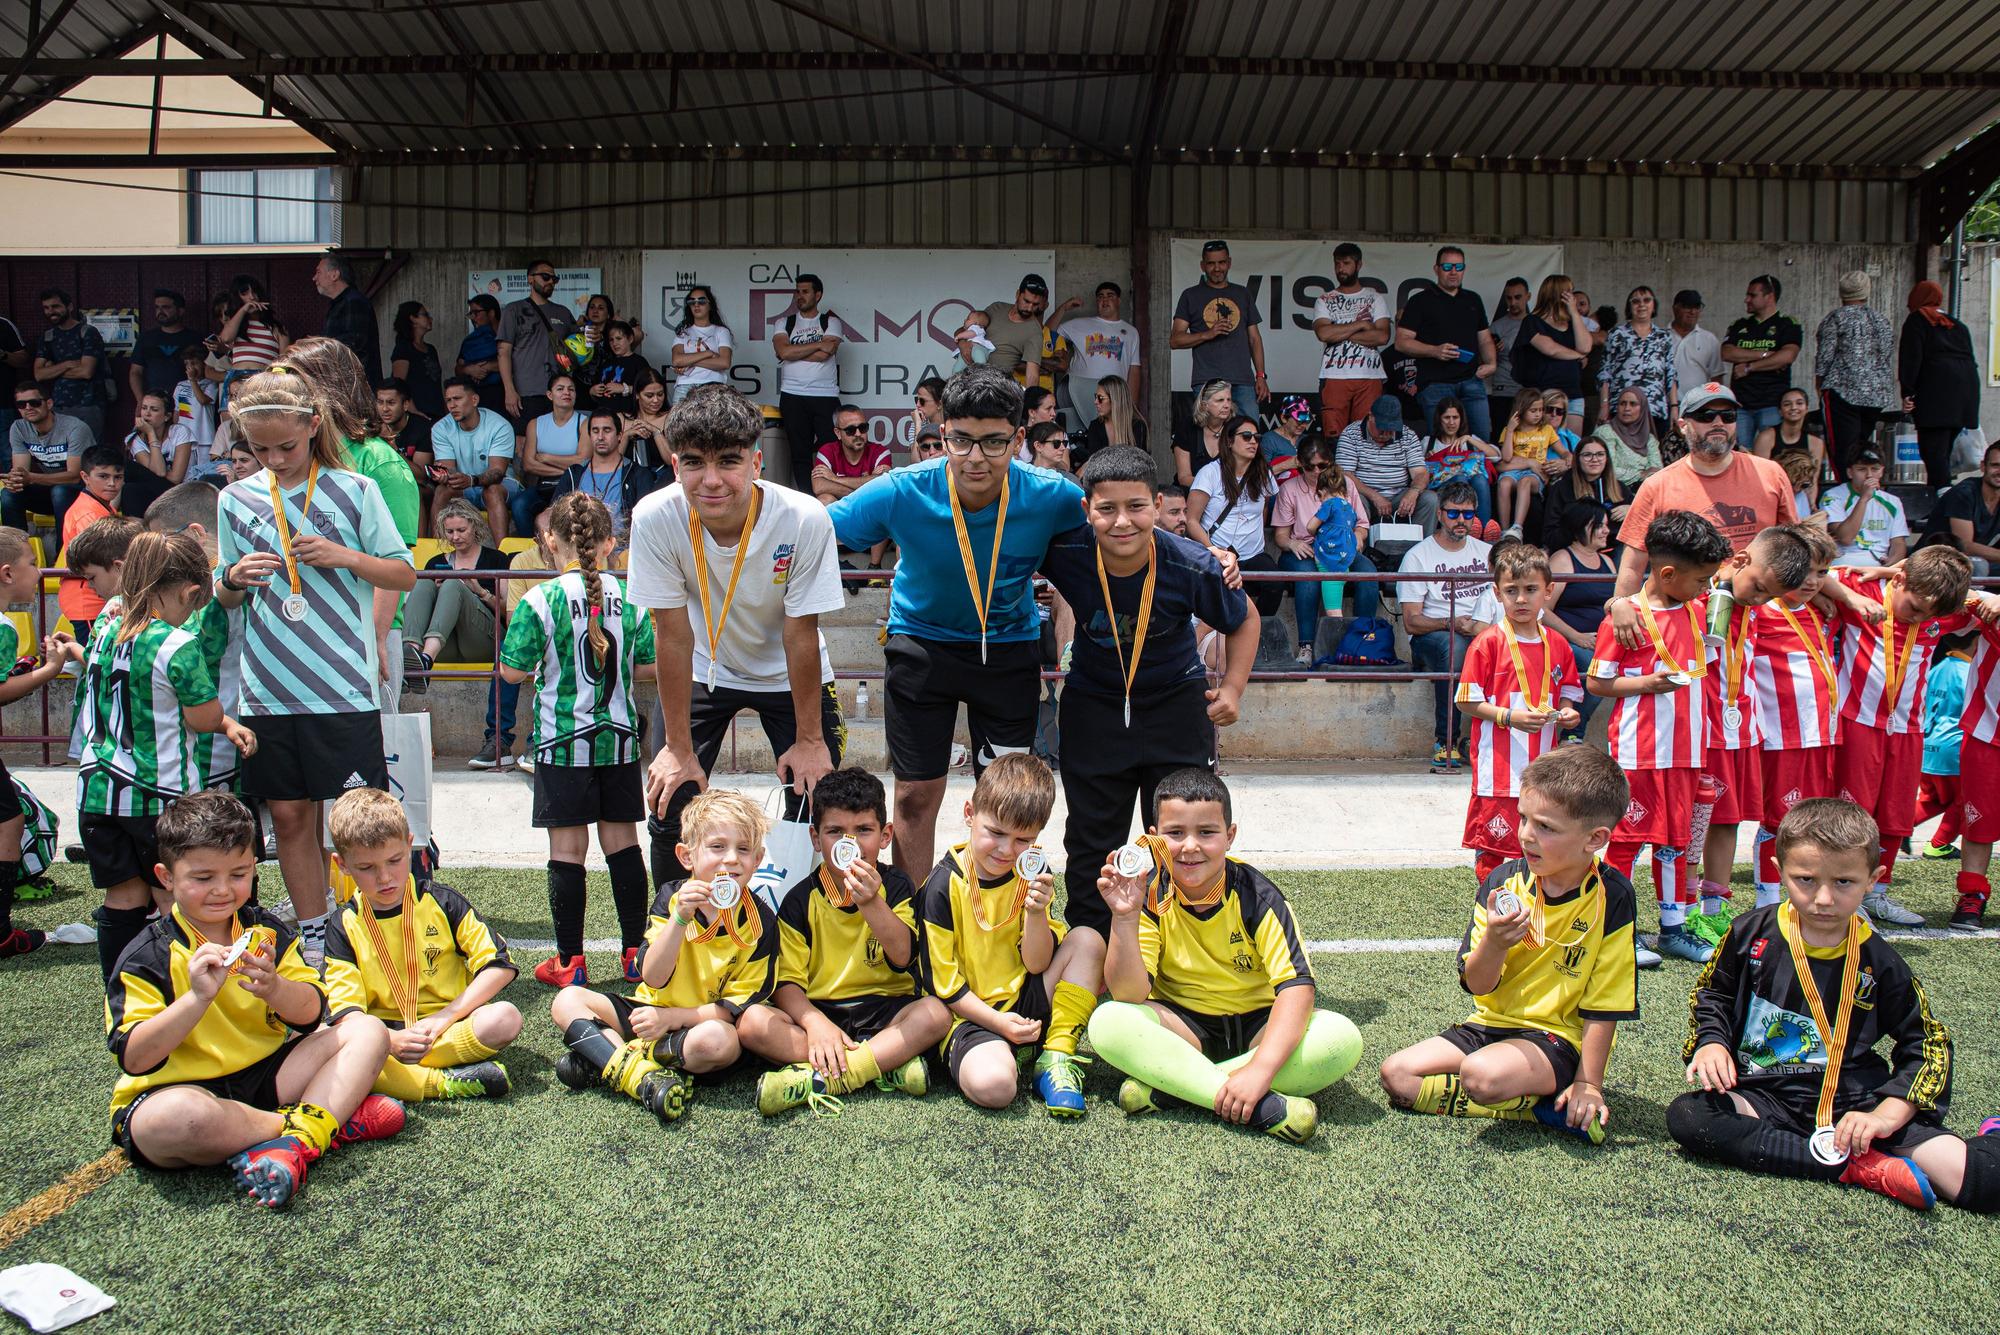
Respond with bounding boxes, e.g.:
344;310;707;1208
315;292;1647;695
943;433;1015;458
1442;508;1479;520
1232;429;1260;441
837;424;867;436
1437;262;1466;273
1687;408;1738;424
1297;460;1325;471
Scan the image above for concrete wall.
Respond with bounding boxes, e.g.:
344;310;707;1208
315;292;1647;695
1964;243;2000;442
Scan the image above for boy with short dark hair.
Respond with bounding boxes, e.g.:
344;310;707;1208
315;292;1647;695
324;788;521;1103
1088;768;1361;1144
917;752;1105;1116
1380;746;1639;1143
739;767;950;1115
59;447;127;638
105;791;403;1208
61;514;140;644
1671;798;2000;1213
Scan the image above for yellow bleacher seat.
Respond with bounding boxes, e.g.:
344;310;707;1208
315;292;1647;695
43;543;63;596
5;611;31;656
411;538;445;569
499;537;536;555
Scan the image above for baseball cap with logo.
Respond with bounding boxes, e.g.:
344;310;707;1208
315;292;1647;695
1018;273;1049;296
1682;381;1739;412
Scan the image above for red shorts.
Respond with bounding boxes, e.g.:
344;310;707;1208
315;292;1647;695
1760;747;1837;829
1615;767;1696;848
1834;722;1923;838
1702;744;1764;826
1961;736;2000;844
1464;794;1522;857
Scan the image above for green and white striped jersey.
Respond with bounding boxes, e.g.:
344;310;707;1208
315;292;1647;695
501;569;656;767
185;599;245;788
76;615;219;816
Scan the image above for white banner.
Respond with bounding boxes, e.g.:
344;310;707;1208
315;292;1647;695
640;248;1054;446
1167;239;1566;396
468;268;603;322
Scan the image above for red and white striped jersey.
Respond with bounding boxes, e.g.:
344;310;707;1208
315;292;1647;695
1958;619;2000;746
1750;598;1840;751
1456;625;1584;797
1592;594;1712;770
1702;601;1762;751
1833;573;1969;736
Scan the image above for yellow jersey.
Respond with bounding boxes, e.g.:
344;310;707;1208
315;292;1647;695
917;844;1067;1030
1138;857;1314;1016
775;863;919;1003
324;879;515;1024
636;881;777;1015
1458;858;1639;1046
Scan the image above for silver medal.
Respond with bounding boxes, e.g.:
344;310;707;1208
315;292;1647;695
1123;697;1132;728
1666;672;1692;688
221;928;257;968
1112;843;1151;879
706;663;717;691
830;837;861;872
1722;704;1743;731
1492;890;1524;917
1015;847;1048;879
707;874;741;911
1809;1125;1848;1166
281;592;309;622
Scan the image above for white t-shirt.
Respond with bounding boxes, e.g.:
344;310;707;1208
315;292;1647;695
624;480;845;691
774;312;839;397
1191;460;1277;559
126;423;195;465
1062;317;1140;382
674;324;734;388
1821;484;1909;565
1397;534;1493;622
1314;287;1391;380
1671;326;1724;398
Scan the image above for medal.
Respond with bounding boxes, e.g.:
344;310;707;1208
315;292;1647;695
1809;1125;1848;1167
830;837;861;872
1491;890;1523;917
953;844;1028;931
221;927;259;974
1094;539;1157;729
947;462;1010;664
690;485;763;693
264;459;319;624
1015;847;1048;879
356;877;421;1024
1775;602;1837;697
1879;608;1919;720
681;879;758;946
1717;600;1753;735
282;593;309;622
1777;901;1864;1171
1113;842;1152;879
707;874;742;911
1722;704;1742;731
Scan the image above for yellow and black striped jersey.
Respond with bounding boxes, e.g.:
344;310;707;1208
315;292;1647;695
1458;858;1639;1046
324;879;515;1024
1138;857;1313;1016
916;844;1067;1018
637;881;778;1016
775;864;918;1002
104;904;326;1118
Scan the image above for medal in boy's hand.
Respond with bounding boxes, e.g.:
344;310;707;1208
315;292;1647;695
1015;847;1048;879
830;837;861;872
708;874;741;911
1809;1125;1848;1166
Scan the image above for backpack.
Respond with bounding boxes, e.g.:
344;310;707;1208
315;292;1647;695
12;776;59;898
1311;496;1359;573
1322;616;1399;668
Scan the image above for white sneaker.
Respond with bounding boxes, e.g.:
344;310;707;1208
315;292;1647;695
1294;646;1312;666
516;752;536;775
1502;524;1523;540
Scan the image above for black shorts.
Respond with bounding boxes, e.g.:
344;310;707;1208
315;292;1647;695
1158;999;1273;1063
1440;1022;1582;1091
1731;1086;1955;1154
883;634;1041;781
80;812;162;890
110;1034;306;1169
943;973;1052;1084
240;711;387;802
815;993;919;1044
0;755;21;825
648;681;845;851
533;761;644;828
599;992;753;1080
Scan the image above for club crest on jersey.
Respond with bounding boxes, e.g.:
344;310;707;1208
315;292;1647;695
424;945;445;971
771;543;794;585
1854;968;1878;1010
1750;936;1768;960
1232;950;1257;974
1968;802;1984;826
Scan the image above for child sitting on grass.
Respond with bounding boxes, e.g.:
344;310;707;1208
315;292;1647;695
1087;767;1362;1144
1380;745;1638;1143
324;787;520;1103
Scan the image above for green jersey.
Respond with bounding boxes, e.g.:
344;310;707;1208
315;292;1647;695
500;569;655;767
76;615;219;816
185;599;245;787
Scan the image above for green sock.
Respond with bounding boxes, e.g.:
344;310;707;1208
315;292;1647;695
1214;1010;1363;1096
1086;1001;1229;1109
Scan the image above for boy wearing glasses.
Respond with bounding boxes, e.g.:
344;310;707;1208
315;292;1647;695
811;404;893;569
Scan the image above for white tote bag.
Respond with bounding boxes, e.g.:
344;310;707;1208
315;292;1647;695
747;785;817;913
324;712;434;904
1952;426;1989;479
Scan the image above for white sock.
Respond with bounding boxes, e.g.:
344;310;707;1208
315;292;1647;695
1755;884;1783;908
1658;902;1688;929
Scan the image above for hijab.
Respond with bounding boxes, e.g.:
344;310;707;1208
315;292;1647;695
1909;280;1953;329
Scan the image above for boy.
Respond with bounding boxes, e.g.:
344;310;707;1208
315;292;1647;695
1456;542;1584;882
0;525;67;959
917;752;1104;1115
1821;448;1909;567
739;767;949;1115
105;792;403;1208
324;788;520;1103
1671;798;2000;1213
1036;445;1256;933
1379;746;1638;1143
59;446;127;639
548;788;777;1123
1750;523;1841;909
1087;768;1361;1144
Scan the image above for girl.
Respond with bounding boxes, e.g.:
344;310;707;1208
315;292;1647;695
1422;396;1499;530
1495;388;1564;539
520;371;585;532
390;300;445;421
1077;373;1147;469
1752;386;1826;479
589;321;652;409
212;369;416;968
216;275;289;412
669;287;733;403
124;390;195;513
497;493;656;988
1273;438;1380;663
1188;414;1283;616
1172;379;1235;486
622;374;672;474
1511;274;1592;434
1298;456;1367;655
1540;434;1628;550
65;530;257;980
1544;502;1616;743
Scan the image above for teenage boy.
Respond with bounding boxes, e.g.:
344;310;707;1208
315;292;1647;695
1749;524;1842;909
1821;448;1909;567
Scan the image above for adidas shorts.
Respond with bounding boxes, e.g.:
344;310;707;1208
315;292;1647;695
1439;1022;1580;1091
240;711;388;803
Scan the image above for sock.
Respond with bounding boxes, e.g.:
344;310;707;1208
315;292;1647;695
1654;846;1687;928
1697;877;1728;917
825;1041;883;1095
419;1017;500;1069
561;1018;619;1085
373;1057;443;1102
1754;826;1782;907
1875;837;1901;892
1044;981;1099;1057
1606;840;1640;878
1664;1090;1840;1181
300;913;328;949
602;1038;665;1099
547;860;587;960
1473;850;1504;885
1214;1009;1364;1097
1412;1072;1538;1120
1957;871;1991;910
94;904;153;983
1087;1000;1231;1110
605;847;649;951
278;1101;341;1157
0;859;17;935
1955;1135;2000;1213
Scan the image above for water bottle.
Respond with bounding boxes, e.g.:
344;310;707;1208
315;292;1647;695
854;680;870;721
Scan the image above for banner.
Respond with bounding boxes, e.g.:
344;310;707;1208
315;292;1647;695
640;248;1054;446
1166;239;1565;397
468;268;602;323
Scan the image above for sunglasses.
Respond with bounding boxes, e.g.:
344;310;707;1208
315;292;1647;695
1687;408;1738;424
1437;262;1466;273
1232;429;1260;440
687;296;710;305
837;424;867;435
529;271;557;281
14;397;45;408
1442;508;1479;520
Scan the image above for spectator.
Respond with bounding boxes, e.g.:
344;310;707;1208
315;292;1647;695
128;289;200;404
1596;286;1679;434
908;421;945;464
170;347;216;462
122;390;194;513
1260;396;1314;477
1049;281;1141;425
58;446;126;635
389;300;445;421
1751;387;1825;481
1312;242;1392;437
1494;387;1569;539
215;275;288;411
1073;372;1146;470
1170;242;1267;420
1721;274;1803;451
1334;396;1437;532
1272;435;1380;662
1026;317;1071;401
621;373;672;473
376;378;433;522
0;309;23;433
965;274;1049;392
1421;395;1499;529
812;404;894;568
31;288;107;444
1779;447;1822;516
772;272;843;494
1540;433;1628;551
1575;291;1614;427
1022;386;1060;433
1488;277;1531;405
1900;279;1983;491
457;293;505;415
1509;274;1593;435
433;375;523;539
668;286;732;404
517;370;585;534
553;407;658;556
404;500;514;766
4;380;90;528
1187;413;1283;617
1397;480;1492;770
913;376;946;430
1544;501;1617;743
1821;447;1909;567
1157;482;1190;537
1924;440;2000;573
1395;246;1496;441
1592;385;1665;489
1171;379;1235;486
497;259;578;431
1024;421;1074;475
1813;270;1897;478
315;252;380;386
1668;289;1723;414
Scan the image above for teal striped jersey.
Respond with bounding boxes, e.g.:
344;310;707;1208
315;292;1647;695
500;569;656;766
75;615;219;816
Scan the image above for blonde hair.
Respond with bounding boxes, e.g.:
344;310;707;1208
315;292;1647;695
226;368;350;473
0;525;32;568
1316;455;1348;501
680;789;770;852
1097;374;1143;448
969;753;1057;833
280;337;377;444
548;492;615;668
1531;273;1576;324
1194;379;1234;429
328;787;412;855
115;531;211;643
434;498;491;546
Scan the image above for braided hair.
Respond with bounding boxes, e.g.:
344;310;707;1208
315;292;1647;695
548;491;615;668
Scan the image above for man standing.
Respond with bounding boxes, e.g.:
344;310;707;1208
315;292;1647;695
128;290;200;405
1394;247;1496;440
31;288;106;445
457;293;506;415
1312;242;1392;438
1171;241;1267;420
497;259;577;432
1333;398;1437;532
1488;277;1531;406
4;382;91;530
1721;275;1802;451
314;252;381;387
432;376;523;539
966;274;1049;392
1398;480;1492;772
1668;290;1723;437
773;273;843;496
1050;281;1141;425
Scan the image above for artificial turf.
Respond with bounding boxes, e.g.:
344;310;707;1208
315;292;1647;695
2;855;1994;1334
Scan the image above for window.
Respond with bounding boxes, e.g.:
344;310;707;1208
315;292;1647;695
189;168;335;246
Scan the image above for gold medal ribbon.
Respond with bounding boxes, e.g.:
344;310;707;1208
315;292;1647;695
1500;619;1553;711
818;862;856;910
950;843;1027;930
1879;611;1919;714
264;459;319;605
1722;603;1754;709
356;876;421;1024
676;886;758;947
1777;901;1863;1133
1094;540;1156;728
947;464;1010;664
1633;595;1706;678
690;486;763;691
1775;603;1837;696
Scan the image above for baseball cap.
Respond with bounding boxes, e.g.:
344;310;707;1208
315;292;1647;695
915;421;942;442
1681;381;1740;412
1201;240;1229;255
1019;273;1049;296
1673;289;1703;309
1852;447;1884;467
1370;398;1404;433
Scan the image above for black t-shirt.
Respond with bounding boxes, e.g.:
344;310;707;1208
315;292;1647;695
1511;315;1582;397
423;543;511;599
132;327;202;396
1038;527;1248;697
1723;312;1803;410
386;412;434;462
1926;477;2000;549
1400;286;1490;387
0;318;20;401
391;339;445;421
592;353;651;398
